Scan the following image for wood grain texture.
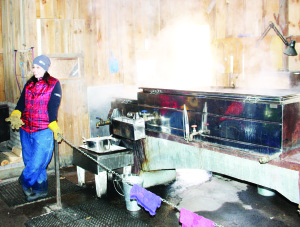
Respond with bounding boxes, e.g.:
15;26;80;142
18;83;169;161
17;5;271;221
1;0;300;166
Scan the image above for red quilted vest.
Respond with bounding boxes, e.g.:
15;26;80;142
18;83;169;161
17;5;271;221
21;77;58;133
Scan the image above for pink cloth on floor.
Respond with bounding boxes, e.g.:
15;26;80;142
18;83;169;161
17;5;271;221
130;184;161;216
180;208;215;227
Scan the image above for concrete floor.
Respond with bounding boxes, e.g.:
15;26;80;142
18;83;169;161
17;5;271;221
0;166;299;227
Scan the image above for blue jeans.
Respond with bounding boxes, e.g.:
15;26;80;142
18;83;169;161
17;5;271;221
19;128;54;193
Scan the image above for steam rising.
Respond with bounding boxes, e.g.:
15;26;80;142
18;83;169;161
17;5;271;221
137;23;213;91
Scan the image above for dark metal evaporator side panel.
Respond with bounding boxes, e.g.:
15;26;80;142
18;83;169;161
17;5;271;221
113;88;300;155
138;91;283;122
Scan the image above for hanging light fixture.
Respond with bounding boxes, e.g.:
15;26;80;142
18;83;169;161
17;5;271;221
256;22;297;56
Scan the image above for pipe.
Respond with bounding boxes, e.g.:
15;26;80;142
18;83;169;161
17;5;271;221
259;153;280;164
183;104;189;142
96;117;111;128
54;140;62;208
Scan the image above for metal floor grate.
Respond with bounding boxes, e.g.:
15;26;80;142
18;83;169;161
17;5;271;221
25;199;149;227
0;174;82;207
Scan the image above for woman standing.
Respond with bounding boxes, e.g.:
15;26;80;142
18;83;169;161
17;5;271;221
6;55;62;202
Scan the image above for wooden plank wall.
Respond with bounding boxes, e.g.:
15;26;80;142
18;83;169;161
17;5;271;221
289;0;300;71
0;2;4;101
211;0;300;88
1;0;300;166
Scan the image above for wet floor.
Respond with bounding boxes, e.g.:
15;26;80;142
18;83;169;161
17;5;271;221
0;166;299;227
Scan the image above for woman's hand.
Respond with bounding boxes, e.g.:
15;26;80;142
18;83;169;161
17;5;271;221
48;121;63;142
5;110;24;130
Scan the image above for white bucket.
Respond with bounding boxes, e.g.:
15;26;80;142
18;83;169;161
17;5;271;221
122;174;144;211
257;185;276;196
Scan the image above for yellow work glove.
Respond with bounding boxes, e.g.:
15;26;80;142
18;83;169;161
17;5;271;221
48;121;63;142
5;110;24;130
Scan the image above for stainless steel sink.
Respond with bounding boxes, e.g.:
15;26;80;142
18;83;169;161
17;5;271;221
83;136;126;153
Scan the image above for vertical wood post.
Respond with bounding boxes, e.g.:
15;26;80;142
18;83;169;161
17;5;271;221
279;0;289;70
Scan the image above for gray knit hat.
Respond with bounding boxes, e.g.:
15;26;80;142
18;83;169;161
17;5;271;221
33;55;51;71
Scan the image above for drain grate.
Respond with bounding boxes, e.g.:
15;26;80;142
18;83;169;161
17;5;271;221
0;174;82;207
65;216;101;227
54;207;88;223
25;199;149;227
26;213;63;227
